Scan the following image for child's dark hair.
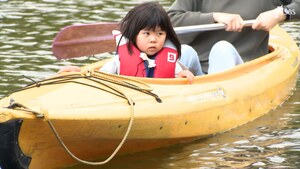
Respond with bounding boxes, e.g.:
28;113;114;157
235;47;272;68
119;2;181;57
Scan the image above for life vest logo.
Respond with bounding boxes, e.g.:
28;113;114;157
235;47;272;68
167;52;177;63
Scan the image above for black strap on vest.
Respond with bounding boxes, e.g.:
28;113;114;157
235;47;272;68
144;54;157;78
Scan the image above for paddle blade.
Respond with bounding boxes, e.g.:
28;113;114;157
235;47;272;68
52;22;119;59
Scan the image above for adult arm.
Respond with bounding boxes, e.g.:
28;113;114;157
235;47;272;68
167;0;244;32
252;0;300;31
287;0;300;20
167;0;214;27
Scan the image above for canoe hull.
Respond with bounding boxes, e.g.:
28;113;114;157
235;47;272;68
0;26;299;169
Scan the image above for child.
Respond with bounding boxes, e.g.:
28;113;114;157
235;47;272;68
59;2;195;84
99;2;195;83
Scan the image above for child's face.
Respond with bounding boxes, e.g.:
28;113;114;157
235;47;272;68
136;27;166;56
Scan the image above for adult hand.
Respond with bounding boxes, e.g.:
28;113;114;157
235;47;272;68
213;12;244;32
177;70;194;84
252;7;286;31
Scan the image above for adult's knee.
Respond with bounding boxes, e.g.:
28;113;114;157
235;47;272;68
180;45;203;75
181;45;198;59
181;44;200;64
211;40;234;52
210;40;238;59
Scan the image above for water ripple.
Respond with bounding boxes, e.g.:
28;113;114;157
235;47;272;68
0;1;300;169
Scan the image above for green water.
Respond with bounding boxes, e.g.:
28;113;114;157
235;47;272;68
0;0;299;168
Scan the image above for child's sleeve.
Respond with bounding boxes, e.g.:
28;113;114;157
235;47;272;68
99;55;120;74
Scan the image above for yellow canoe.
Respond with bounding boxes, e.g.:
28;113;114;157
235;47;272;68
0;26;299;169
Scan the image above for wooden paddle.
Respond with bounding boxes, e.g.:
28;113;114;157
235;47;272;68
52;22;119;60
52;20;255;60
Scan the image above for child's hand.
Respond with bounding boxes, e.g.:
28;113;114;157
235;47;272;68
177;70;194;84
57;66;81;74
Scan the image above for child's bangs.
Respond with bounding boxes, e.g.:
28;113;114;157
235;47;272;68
142;12;168;31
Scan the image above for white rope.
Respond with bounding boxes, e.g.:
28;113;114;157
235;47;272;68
47;96;134;165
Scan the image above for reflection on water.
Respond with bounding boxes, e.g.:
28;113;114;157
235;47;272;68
0;0;300;169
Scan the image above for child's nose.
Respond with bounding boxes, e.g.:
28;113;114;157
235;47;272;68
149;35;157;42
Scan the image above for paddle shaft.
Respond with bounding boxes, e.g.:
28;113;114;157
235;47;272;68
52;20;256;59
175;20;255;34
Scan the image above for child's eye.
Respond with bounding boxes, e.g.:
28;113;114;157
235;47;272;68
158;32;165;36
143;32;150;35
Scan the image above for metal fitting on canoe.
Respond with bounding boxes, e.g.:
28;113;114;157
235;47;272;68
80;66;94;77
6;98;45;118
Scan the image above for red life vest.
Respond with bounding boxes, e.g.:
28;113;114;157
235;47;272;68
113;31;178;78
